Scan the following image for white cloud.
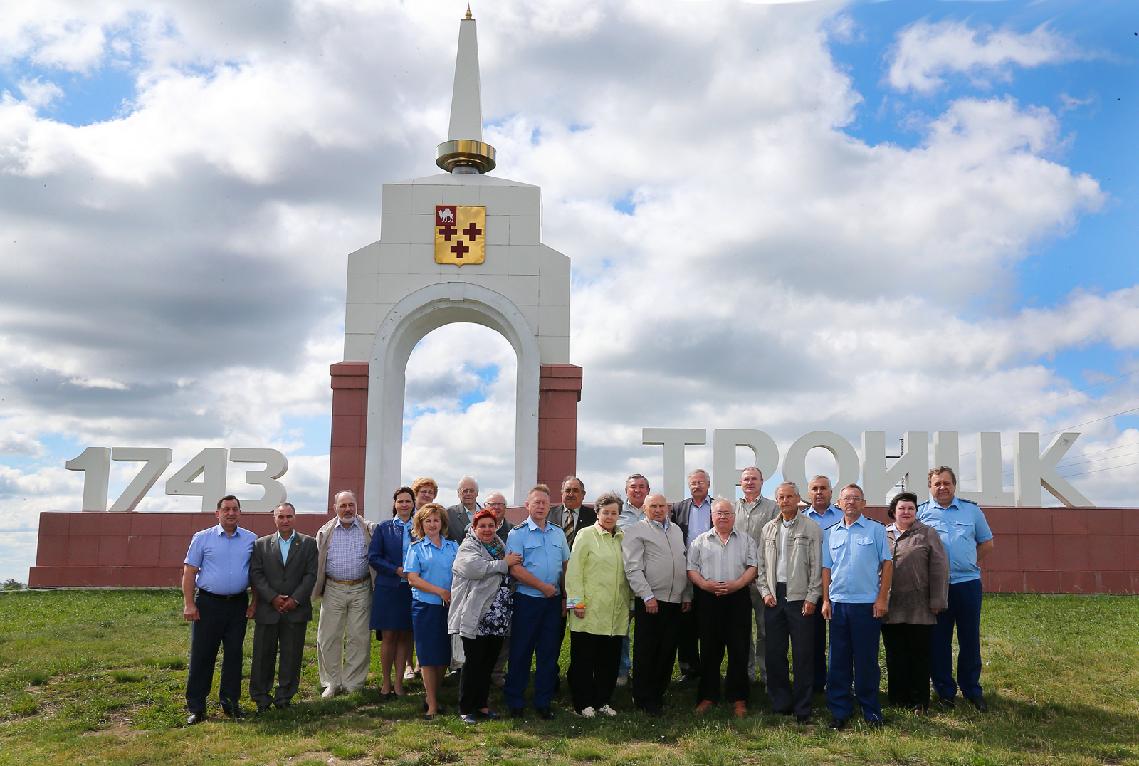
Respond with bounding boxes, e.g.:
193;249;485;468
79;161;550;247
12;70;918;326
0;1;1133;584
0;430;45;457
888;20;1081;94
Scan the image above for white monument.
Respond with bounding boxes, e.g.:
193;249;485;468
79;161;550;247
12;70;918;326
338;9;575;516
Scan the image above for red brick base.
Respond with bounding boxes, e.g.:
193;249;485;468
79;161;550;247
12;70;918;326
859;505;1138;594
29;505;1137;591
28;511;331;588
537;364;583;491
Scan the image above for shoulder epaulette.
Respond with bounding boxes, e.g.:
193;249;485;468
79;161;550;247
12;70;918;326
511;521;528;531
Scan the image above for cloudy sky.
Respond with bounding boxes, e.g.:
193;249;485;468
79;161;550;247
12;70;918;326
2;0;1137;581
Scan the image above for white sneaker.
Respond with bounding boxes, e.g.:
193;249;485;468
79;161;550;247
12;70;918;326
615;674;628;687
577;706;596;718
321;685;338;699
598;705;617;717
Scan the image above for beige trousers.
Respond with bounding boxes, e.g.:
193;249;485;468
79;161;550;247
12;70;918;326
316;580;372;691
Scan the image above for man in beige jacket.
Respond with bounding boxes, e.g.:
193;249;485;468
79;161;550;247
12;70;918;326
756;482;822;723
312;490;376;697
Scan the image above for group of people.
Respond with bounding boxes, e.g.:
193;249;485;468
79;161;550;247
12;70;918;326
181;465;993;730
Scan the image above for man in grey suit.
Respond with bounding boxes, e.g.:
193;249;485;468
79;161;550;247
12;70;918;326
445;476;482;543
249;502;318;712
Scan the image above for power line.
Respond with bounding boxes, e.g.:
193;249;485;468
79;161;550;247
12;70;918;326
1055;443;1139;470
1060;460;1139;480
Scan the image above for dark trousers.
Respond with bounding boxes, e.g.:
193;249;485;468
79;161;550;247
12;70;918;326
249;619;308;708
931;578;984;701
505;593;563;710
186;592;248;714
695;587;751;703
676;598;700;677
826;602;883;723
460;635;504;714
632;599;681;712
882;622;932;709
811;601;827;692
764;583;815;718
568;631;623;712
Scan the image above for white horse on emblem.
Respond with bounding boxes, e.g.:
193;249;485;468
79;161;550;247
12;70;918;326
437;208;455;223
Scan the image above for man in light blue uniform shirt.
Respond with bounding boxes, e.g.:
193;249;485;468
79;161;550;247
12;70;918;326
505;484;570;718
182;494;257;724
805;475;842;693
918;466;994;712
821;484;892;729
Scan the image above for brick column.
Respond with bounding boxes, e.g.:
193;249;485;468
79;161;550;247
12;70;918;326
537;364;583;492
329;361;369;515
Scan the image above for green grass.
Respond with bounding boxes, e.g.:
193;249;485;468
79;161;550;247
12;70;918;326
0;591;1136;765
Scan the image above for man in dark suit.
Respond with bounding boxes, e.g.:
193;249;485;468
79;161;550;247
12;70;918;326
548;475;596;547
670;468;713;682
249;502;319;712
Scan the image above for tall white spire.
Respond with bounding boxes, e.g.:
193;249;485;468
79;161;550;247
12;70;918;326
436;6;496;174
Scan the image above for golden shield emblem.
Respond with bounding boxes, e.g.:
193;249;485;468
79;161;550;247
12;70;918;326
434;205;486;266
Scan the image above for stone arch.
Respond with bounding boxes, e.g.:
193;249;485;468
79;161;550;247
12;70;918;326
364;281;540;517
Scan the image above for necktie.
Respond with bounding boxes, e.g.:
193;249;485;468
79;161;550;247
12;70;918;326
563;509;577;547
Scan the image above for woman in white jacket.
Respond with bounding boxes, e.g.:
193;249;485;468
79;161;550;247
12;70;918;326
448;508;522;723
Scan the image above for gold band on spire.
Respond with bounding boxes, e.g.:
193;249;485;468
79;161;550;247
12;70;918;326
436;139;496;173
465;5;473;19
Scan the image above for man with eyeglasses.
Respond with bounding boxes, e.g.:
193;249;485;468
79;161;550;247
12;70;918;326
549;476;596;548
821;484;892;729
483;492;511;543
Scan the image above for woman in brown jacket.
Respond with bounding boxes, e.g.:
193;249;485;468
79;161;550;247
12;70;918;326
883;491;949;712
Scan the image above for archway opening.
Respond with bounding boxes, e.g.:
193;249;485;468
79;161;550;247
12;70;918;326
401;322;518;505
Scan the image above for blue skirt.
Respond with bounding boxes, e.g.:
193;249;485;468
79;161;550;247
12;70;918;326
371;582;413;632
411;599;451;667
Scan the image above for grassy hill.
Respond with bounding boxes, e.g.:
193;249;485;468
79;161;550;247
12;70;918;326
0;591;1136;765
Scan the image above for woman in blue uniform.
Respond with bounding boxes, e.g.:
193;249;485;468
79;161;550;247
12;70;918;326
404;502;459;719
368;486;416;698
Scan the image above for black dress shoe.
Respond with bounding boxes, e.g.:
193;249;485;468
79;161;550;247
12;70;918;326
478;710;499;720
936;696;956;710
865;717;886;728
222;705;246;719
509;707;525;719
795;714;812;724
186;712;206;726
536;708;554;720
275;700;291;709
968;695;988;713
828;717;848;730
256;704;271;715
